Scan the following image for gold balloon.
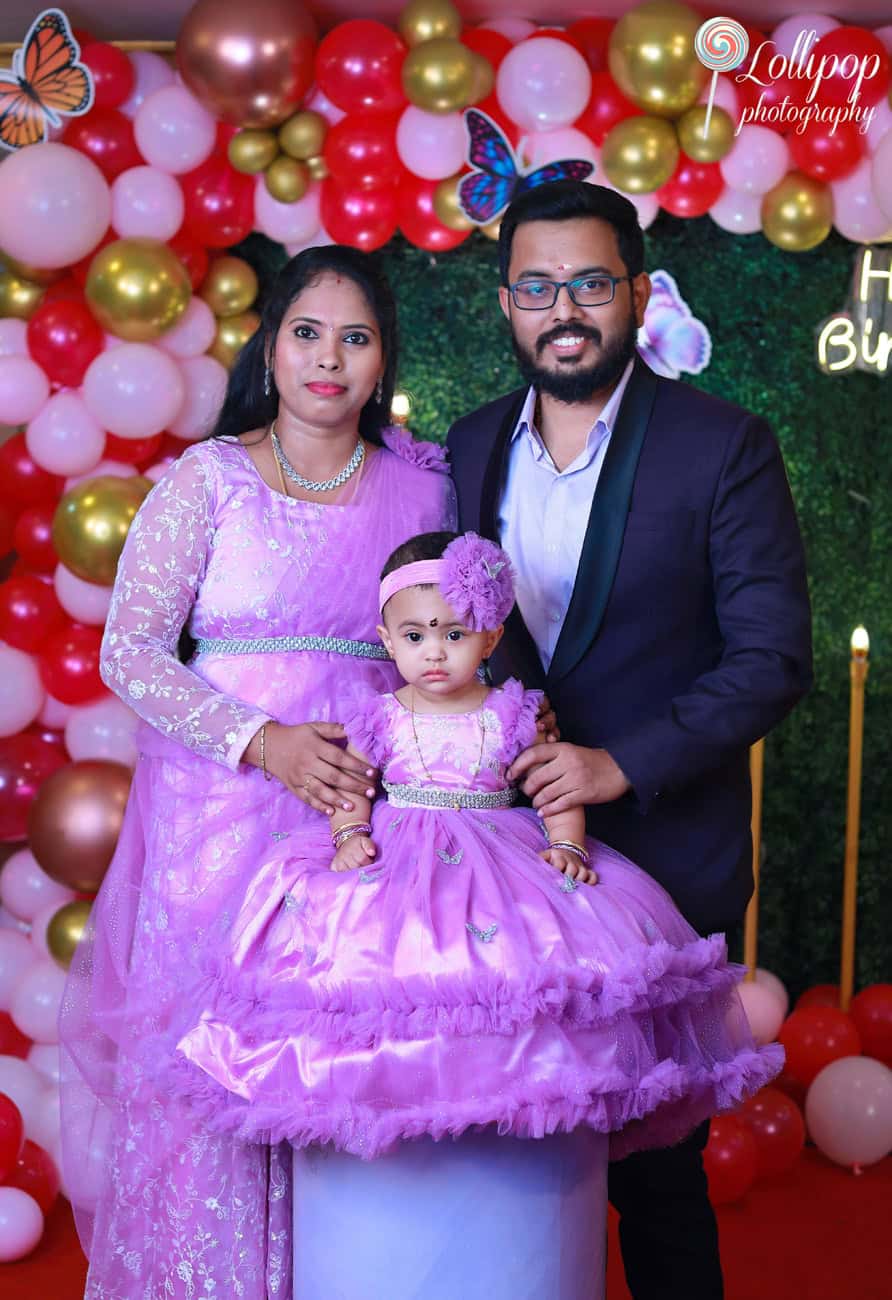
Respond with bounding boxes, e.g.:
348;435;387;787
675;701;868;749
85;239;191;342
433;175;475;232
402;37;477;113
469;50;495;104
279;110;327;161
47;900;92;970
209;310;261;369
28;761;132;894
602;116;680;193
2;256;63;286
761;173;833;253
398;0;462;47
0;267;44;319
608;0;708;118
199;256;259;318
306;155;330;182
52;475;152;586
228;129;280;174
264;156;310;204
176;0;317;128
676;105;735;163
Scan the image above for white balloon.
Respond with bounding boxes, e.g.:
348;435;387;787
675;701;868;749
0;930;36;1011
0;1056;47;1136
0;907;31;937
0;1187;44;1262
54;564;113;625
10;960;67;1044
157;296;217;359
64;458;138;492
0;643;44;738
753;967;790;1019
37;694;72;730
709;186;763;234
65;694;139;767
28;902;60;962
0;850;74;926
27;1042;61;1086
27;1081;60;1155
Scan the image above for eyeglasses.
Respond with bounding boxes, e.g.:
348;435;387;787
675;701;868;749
508;274;633;311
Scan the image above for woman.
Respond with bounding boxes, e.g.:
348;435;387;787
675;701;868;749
59;246;455;1298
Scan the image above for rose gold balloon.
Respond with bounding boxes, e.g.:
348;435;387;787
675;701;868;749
27;760;132;893
177;0;317;129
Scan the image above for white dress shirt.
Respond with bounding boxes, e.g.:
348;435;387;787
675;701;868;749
497;361;635;671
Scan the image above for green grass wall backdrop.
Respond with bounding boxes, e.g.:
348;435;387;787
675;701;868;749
242;217;891;997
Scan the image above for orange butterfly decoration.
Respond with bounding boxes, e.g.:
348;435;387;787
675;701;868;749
0;7;94;151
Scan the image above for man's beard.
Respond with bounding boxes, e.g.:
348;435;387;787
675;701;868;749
510;312;638;404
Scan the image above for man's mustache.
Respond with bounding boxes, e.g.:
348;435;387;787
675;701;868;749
535;324;602;356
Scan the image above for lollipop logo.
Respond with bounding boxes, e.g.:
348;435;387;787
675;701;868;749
695;17;750;76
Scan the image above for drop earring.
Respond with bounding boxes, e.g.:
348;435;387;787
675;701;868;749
264;368;272;397
375;377;384;404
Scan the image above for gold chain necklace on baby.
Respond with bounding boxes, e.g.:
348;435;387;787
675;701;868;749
409;687;487;781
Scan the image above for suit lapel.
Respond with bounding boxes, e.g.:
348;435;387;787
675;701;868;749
547;358;659;686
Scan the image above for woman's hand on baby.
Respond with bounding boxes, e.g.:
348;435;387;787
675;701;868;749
540;847;598;886
331;835;377;873
260;722;378;816
536;694;560;743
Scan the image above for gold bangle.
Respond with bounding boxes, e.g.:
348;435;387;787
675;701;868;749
548;838;587;855
260;724;271;782
331;820;371;834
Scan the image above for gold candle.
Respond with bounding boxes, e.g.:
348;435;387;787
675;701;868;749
743;738;765;981
840;625;869;1011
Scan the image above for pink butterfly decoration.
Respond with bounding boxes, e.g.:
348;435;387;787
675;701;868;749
637;270;712;379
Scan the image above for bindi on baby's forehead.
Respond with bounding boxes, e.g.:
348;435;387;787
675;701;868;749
429;618;438;627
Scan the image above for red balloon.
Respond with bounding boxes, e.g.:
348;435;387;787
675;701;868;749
703;1115;758;1205
38;623;105;706
789;118;865;182
772;1067;808;1111
0;1093;25;1183
26;724;67;750
168;229;210;291
12;507;57;575
26;298;105;389
104;433;163;467
657;156;724;218
536;28;586;51
316;20;407;115
181;155;255;249
567;18;614;73
0;735;68;842
850;984;892;1067
397;176;471;252
0;503;14;558
0;435;64;509
738;1087;806;1178
575;72;643;147
462;27;512;71
0;575;66;653
70;229;117;288
795;983;840;1010
324;114;401;192
778;1006;861;1088
0;1011;31;1059
80;41;135;110
3;1139;61;1216
321;181;399;252
62;107;142;181
215;122;239;154
810;28;890;108
41;275;85;305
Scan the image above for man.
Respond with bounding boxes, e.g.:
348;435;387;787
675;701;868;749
446;180;812;1299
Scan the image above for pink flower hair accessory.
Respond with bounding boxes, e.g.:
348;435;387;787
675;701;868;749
439;533;515;631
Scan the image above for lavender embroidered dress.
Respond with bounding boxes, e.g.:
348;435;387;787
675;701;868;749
58;429;454;1300
175;681;781;1161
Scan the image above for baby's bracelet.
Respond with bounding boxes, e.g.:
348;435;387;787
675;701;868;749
332;822;372;849
548;839;590;866
259;724;271;782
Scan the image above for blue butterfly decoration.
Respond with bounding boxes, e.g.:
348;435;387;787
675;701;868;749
458;109;595;227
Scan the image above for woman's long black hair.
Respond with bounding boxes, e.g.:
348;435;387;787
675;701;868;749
208;245;399;445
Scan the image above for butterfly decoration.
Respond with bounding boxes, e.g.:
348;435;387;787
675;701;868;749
458;109;595;227
636;270;712;380
465;922;498;944
0;8;94;152
437;848;464;865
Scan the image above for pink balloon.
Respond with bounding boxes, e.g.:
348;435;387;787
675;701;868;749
0;143;111;270
0;1186;44;1262
285;226;336;257
521;127;599;169
27;1042;61;1086
875;27;892;56
698;74;739;117
834;158;892;242
0;319;28;357
0;1057;46;1136
27;1082;59;1159
720;126;791;196
866;101;892;155
143;456;177;483
110;166;185;241
37;695;71;730
82;343;186;439
9;960;66;1044
0;645;44;739
738;981;787;1045
157;296;217;358
396;108;467;181
0;908;30;936
29;902;60;962
497;37;592;131
25;392;106;477
0;851;74;928
479;18;536;43
65;458;138;491
168;355;228;441
255;177;321;244
871;132;892;220
806;1056;892;1168
710;185;762;233
119;50;176;119
64;694;138;767
770;14;840;59
306;85;346;127
53;565;113;625
0;932;35;1012
0;357;50;426
754;967;790;1019
134;85;217;175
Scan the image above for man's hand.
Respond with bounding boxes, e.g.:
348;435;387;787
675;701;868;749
508;743;630;817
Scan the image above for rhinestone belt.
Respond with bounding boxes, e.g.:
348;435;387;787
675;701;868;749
382;781;517;810
193;634;389;660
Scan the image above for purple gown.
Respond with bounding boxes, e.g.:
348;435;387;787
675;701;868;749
174;680;782;1161
58;428;454;1299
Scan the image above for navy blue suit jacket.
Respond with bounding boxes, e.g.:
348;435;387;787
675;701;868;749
446;357;813;934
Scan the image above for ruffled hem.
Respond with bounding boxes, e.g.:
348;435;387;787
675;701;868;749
188;935;738;1049
168;1044;783;1161
339;693;394;770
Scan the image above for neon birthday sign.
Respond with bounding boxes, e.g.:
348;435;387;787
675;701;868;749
817;247;892;377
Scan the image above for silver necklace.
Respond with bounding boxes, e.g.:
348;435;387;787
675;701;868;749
270;421;364;493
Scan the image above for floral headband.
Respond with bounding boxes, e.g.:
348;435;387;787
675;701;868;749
378;533;515;631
